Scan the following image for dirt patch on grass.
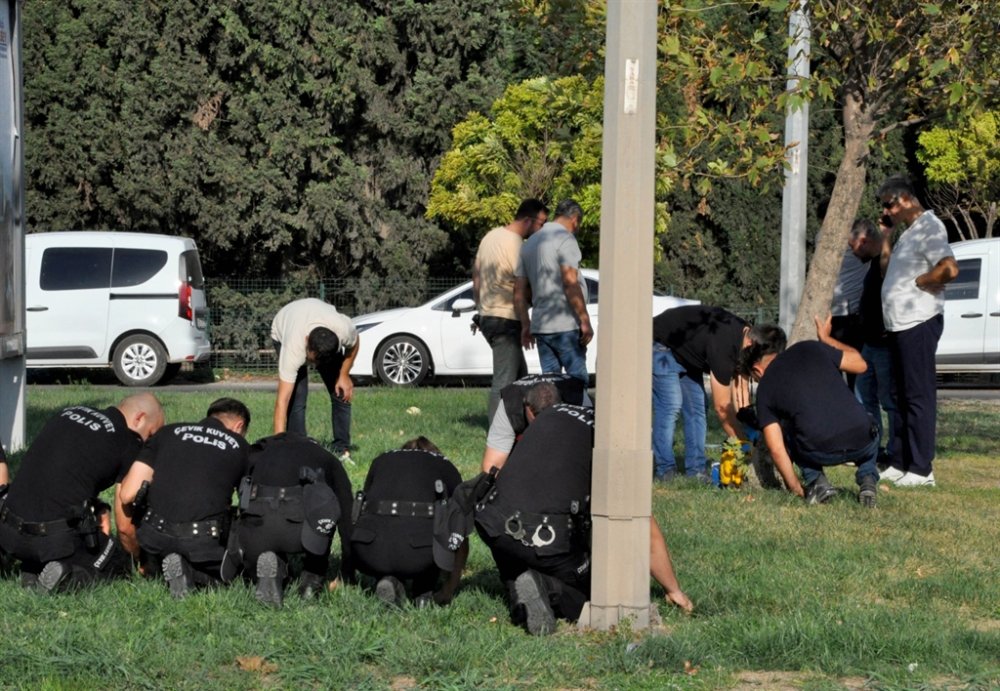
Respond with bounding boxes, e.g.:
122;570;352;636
732;671;869;689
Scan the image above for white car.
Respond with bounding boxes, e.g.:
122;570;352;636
352;268;698;386
937;237;1000;374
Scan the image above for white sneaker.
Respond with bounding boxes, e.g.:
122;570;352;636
879;466;906;482
894;471;936;487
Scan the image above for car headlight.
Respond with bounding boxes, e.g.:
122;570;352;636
355;322;381;333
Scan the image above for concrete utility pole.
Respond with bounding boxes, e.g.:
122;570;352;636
779;0;810;336
579;0;657;631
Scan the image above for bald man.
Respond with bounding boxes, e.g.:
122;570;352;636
0;394;164;592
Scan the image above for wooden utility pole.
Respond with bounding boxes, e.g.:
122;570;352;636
579;0;658;631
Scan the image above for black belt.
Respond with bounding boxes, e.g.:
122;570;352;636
250;484;303;501
361;499;436;518
144;510;226;539
0;505;78;536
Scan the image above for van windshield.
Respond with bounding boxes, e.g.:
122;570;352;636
181;249;205;289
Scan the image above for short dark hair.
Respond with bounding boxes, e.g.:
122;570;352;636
850;218;880;242
525;382;561;416
207;397;251;429
877;175;919;204
554;199;583;222
514;199;548;221
307;327;341;365
401;436;441;454
737;324;787;376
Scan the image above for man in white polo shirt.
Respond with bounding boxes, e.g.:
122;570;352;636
877;176;958;487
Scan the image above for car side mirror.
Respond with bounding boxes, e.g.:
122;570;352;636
451;298;476;316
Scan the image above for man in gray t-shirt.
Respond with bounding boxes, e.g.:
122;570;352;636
877;176;957;488
514;199;592;382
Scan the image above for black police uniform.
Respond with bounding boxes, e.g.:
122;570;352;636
0;406;141;585
136;417;248;585
351;448;462;595
475;403;594;622
498;373;587;436
232;433;354;584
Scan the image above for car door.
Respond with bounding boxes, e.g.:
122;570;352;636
436;286;495;374
25;245;112;362
939;252;989;366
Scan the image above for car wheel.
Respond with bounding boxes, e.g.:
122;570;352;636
375;336;431;386
112;335;168;387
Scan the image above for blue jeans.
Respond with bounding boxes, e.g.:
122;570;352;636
273;340;352;453
535;331;588;383
793;432;880;488
855;343;896;458
480;316;528;423
651;344;707;477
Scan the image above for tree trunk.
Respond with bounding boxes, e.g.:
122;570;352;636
789;92;875;344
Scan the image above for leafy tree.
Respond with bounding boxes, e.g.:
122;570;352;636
917;111;999;239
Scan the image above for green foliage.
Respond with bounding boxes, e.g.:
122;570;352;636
23;0;519;282
917;111;1000;238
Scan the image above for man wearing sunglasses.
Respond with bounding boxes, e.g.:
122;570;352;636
877;176;958;488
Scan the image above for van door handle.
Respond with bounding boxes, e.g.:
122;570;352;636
959;313;983;318
26;306;49;312
990;312;1000;317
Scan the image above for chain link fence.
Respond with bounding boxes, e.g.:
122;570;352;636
205;276;779;372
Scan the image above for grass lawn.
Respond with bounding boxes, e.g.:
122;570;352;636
2;385;999;690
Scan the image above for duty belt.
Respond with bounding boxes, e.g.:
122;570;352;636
143;509;226;539
0;505;78;536
250;484;303;501
361;499;436;518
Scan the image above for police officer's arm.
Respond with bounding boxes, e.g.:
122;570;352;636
434;540;469;606
335;337;360;403
761;422;805;498
709;373;742;439
814;314;867;374
649;517;693;613
482;402;516;473
116;461;154;557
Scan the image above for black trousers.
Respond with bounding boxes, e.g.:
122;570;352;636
235;512;329;581
887;315;943;477
0;525;131;587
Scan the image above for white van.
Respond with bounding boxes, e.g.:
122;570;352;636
25;231;211;386
938;237;1000;373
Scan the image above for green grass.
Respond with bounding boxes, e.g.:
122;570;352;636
2;385;999;689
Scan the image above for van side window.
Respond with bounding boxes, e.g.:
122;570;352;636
945;258;981;301
112;248;168;288
40;247;112;291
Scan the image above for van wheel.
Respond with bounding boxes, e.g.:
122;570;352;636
113;336;168;387
374;336;430;386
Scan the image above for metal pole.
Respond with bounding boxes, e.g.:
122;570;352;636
779;0;810;336
579;0;658;631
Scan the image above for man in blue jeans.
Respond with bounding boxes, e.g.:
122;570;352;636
651;305;752;480
743;317;880;508
514;199;592;383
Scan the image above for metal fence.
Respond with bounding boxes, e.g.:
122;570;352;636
205;276;779;372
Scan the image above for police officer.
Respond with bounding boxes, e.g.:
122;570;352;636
481;372;591;473
226;432;354;607
0;394;164;592
351;437;466;607
119;398;250;598
475;402;693;635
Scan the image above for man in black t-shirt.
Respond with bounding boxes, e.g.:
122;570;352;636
476;403;692;635
652;305;751;480
226;432;354;607
0;394;164;592
480;372;590;473
119;398;250;598
742;318;879;508
351;437;466;607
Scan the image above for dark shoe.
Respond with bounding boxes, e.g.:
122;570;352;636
255;552;284;608
513;570;556;636
38;560;68;594
805;474;838;505
375;575;406;607
20;570;40;591
859;476;878;509
297;572;324;600
653;469;677;483
163;553;194;599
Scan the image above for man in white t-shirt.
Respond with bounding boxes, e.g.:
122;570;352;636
472;199;549;422
877;176;958;488
270;298;359;458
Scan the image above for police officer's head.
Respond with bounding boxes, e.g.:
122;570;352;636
118;393;165;441
306;327;342;367
207;397;251;437
401;436;442;454
738;324;787;381
524;382;561;424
